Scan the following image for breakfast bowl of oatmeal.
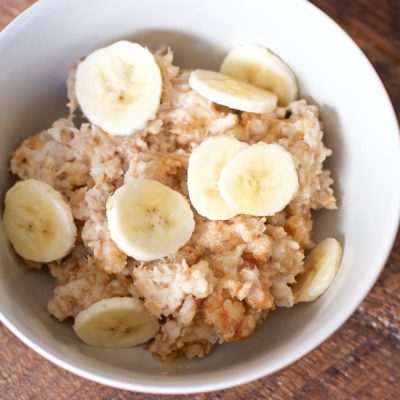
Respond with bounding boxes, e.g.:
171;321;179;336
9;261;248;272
0;0;399;394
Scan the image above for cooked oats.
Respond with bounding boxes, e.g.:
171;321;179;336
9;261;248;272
10;48;336;359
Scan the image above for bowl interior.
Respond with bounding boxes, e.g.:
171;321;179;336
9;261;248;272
0;0;399;393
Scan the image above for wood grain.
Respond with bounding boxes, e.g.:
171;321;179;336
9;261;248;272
0;1;399;399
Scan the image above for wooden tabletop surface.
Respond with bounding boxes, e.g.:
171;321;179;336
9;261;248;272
1;0;399;399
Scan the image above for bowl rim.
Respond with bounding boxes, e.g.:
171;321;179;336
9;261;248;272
0;0;399;394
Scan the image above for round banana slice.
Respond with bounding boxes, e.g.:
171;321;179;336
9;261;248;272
220;44;298;106
189;69;277;113
218;142;298;216
3;179;77;262
75;41;162;136
188;136;248;220
293;238;343;302
73;297;159;347
106;179;195;261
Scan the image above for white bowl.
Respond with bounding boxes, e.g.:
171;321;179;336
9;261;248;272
0;0;399;394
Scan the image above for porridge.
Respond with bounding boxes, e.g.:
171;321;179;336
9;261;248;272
3;42;342;360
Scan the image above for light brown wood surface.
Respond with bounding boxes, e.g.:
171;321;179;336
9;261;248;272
0;1;399;399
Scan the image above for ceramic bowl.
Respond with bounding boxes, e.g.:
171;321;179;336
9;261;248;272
0;0;399;394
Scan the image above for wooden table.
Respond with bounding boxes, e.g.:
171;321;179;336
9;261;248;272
1;1;399;398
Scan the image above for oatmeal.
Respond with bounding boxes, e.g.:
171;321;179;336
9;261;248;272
4;43;340;360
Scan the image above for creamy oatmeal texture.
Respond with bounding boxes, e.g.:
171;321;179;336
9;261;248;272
9;47;336;360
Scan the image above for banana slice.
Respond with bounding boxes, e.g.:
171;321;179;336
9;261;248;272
189;69;277;113
188;136;248;220
75;41;162;136
106;179;195;261
218;142;298;216
220;44;298;106
293;238;343;302
73;297;159;347
3;179;76;262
